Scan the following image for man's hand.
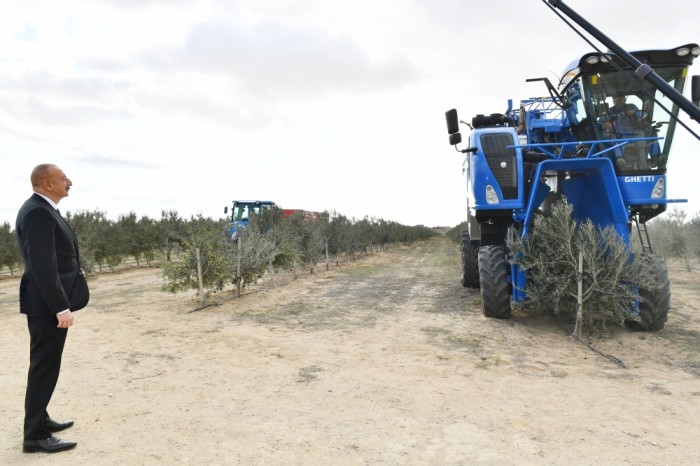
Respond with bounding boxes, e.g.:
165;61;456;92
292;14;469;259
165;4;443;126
56;310;74;328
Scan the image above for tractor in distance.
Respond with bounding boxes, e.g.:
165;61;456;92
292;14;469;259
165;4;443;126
224;200;276;238
444;0;700;331
224;200;318;238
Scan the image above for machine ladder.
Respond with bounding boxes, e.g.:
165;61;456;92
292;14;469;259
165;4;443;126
633;215;653;255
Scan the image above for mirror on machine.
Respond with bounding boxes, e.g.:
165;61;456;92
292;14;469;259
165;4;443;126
445;108;461;146
445;109;460;135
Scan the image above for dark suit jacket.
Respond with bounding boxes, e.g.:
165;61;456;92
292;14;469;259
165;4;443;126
15;193;88;316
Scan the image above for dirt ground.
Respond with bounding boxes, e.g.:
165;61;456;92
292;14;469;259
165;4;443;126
1;236;699;465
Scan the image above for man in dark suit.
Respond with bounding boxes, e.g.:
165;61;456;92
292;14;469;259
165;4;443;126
15;164;89;453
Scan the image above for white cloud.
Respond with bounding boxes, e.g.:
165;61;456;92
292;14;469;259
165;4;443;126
140;19;423;101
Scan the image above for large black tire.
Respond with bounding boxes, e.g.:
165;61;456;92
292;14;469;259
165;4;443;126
460;231;480;288
629;254;671;331
478;245;511;319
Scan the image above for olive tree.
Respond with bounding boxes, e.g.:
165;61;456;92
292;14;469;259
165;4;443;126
161;216;232;300
0;221;22;276
508;199;652;336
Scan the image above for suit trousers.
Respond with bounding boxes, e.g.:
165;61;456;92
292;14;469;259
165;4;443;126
24;315;68;440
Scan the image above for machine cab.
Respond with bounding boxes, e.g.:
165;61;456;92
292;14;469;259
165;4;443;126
559;44;698;176
225;200;276;238
228;201;275;220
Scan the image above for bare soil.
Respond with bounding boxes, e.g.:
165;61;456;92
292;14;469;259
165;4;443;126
1;236;699;465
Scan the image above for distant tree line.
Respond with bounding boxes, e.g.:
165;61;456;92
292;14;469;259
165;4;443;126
160;208;438;299
446;222;468;243
644;209;700;270
0;210;188;276
0;208;438;297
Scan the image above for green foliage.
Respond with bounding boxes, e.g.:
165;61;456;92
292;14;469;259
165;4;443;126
648;209;688;258
160;210;187;261
688;212;700;261
115;213;159;266
161;216;231;296
0;221;22;276
66;210;122;272
236;222;277;286
446;222;468;243
272;214;305;275
281;211;324;272
645;208;697;271
508;199;652;334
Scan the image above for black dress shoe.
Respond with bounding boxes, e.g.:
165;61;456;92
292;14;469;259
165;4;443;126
23;436;77;453
45;417;74;432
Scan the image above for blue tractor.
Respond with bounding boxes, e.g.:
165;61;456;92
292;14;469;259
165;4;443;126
445;0;700;330
224;200;276;238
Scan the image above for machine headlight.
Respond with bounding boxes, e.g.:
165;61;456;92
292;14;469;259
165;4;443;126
676;47;690;57
486;185;499;204
651;178;665;198
692;46;700;58
586;56;600;65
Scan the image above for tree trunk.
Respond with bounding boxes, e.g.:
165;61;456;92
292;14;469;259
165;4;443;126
195;247;205;305
573;251;583;339
268;259;276;288
236;237;242;297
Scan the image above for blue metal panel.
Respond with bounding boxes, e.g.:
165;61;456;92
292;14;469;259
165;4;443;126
522;157;629;241
471;128;526;211
617;174;665;205
512;263;527;303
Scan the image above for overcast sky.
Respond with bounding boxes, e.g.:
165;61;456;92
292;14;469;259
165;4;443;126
1;0;698;228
